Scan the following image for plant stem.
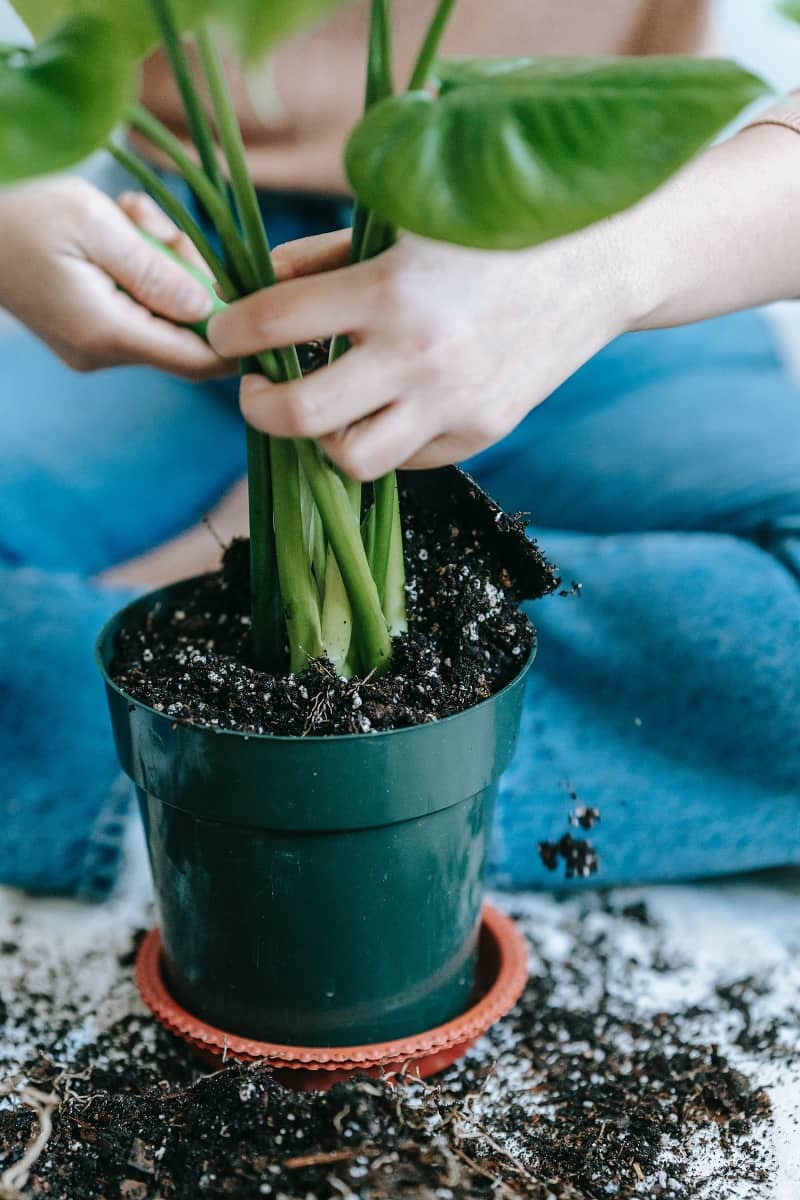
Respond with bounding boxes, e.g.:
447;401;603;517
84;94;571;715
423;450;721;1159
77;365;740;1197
194;26;278;292
148;0;226;198
292;438;392;673
194;30;304;387
350;0;393;254
354;0;459;634
193;25;326;671
144;1;241;287
383;482;408;636
363;504;377;564
407;0;457;90
331;0;395;361
137;11;395;677
106;140;235;296
246;424;285;670
352;211;397;622
360;208;395;262
197;22;382;672
366;0;394;107
127;102;257;294
136;7;292;672
369;472;397;607
111;136;288;668
270;436;324;671
321;550;353;675
147;0;227;196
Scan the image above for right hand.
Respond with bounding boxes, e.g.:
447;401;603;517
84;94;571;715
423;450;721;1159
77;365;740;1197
0;177;233;379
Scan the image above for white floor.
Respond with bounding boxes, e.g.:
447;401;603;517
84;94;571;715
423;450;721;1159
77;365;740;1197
1;828;798;1197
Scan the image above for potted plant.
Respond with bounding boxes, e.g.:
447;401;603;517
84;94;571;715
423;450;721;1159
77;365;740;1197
0;0;766;1046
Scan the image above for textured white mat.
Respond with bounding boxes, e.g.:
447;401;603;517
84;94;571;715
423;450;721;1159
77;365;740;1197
0;822;798;1198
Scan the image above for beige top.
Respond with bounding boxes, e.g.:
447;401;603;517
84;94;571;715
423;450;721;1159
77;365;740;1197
138;0;714;192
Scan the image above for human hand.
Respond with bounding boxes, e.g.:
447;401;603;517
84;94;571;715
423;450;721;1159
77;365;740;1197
207;222;633;479
0;178;232;379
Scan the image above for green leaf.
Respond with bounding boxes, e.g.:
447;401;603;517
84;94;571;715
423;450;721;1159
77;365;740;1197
221;0;353;61
0;16;135;183
777;0;800;25
0;0;351;182
345;56;769;250
12;0;350;60
12;1;183;56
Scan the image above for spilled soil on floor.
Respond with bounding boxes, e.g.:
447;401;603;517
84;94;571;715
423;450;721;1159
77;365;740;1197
1;897;786;1200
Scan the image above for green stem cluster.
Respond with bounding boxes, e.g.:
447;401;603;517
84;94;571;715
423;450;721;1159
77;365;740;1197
121;0;456;678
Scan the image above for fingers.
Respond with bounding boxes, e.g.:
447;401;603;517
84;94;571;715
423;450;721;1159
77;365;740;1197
93;196;214;325
101;294;234;380
117;191;208;273
272;228;352;281
240;346;395;439
208;257;380;358
399;432;487;471
320;402;440;482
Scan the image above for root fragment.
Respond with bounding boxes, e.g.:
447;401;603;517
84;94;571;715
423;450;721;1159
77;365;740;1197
0;1080;60;1199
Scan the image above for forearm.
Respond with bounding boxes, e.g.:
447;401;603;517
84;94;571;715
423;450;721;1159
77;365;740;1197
619;122;800;332
98;476;249;588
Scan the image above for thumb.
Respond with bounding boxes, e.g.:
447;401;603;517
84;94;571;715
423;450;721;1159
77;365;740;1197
93;208;214;324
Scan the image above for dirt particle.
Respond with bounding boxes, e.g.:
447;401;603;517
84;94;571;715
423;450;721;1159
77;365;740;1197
568;805;600;831
538;832;600;879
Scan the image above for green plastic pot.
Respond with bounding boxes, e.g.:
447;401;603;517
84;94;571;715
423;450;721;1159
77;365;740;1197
96;469;553;1047
97;589;533;1046
97;583;534;1047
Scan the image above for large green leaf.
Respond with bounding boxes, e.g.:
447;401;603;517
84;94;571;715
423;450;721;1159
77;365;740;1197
1;0;351;183
0;16;136;183
11;0;350;60
345;56;769;250
12;1;164;50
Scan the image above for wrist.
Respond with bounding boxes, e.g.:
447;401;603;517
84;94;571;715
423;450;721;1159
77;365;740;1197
602;126;800;335
592;200;659;338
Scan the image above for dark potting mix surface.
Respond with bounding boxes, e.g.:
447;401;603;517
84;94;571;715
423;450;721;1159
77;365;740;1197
1;872;798;1200
110;482;557;736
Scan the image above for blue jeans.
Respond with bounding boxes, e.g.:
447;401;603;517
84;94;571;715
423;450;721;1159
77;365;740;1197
1;175;799;898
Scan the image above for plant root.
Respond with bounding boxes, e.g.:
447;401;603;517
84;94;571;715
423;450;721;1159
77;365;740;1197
0;1079;60;1199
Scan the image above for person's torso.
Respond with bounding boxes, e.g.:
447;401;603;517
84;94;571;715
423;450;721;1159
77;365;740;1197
137;0;713;193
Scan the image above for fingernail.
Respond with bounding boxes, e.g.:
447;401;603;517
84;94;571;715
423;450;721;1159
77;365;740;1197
241;373;269;399
240;374;272;418
175;283;214;322
206;310;226;353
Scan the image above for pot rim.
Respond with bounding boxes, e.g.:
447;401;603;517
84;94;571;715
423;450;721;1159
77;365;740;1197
95;572;537;746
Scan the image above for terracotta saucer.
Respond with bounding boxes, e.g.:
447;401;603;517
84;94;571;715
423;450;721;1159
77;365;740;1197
135;902;527;1091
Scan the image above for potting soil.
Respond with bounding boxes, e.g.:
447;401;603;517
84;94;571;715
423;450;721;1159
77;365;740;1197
2;884;797;1200
111;487;556;736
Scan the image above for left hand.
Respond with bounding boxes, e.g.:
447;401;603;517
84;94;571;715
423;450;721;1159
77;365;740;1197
207;224;629;480
0;179;232;379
